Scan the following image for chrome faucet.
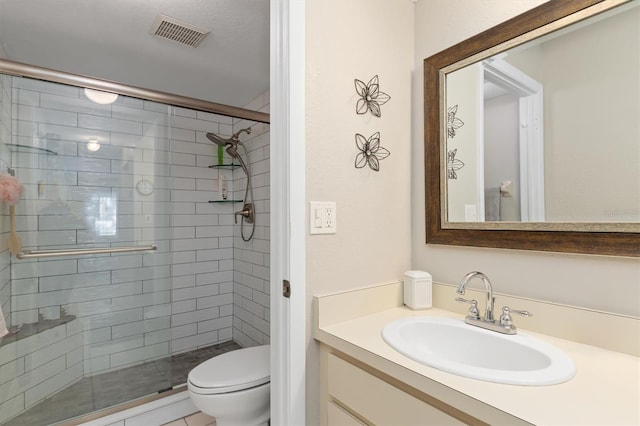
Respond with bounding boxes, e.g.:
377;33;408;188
456;271;532;335
457;271;494;321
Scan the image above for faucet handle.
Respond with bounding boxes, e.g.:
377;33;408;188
504;306;533;317
499;306;533;328
455;297;480;320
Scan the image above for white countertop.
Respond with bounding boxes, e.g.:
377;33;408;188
316;302;640;425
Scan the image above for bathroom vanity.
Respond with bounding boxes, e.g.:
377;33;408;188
314;282;640;425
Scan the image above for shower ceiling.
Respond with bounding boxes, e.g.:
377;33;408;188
0;0;269;108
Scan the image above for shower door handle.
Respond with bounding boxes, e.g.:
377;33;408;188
16;244;158;259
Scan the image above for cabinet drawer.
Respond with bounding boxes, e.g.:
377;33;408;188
328;353;464;426
328;401;367;425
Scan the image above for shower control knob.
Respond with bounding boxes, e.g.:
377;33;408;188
234;203;254;224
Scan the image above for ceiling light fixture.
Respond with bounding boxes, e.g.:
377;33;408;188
84;88;119;105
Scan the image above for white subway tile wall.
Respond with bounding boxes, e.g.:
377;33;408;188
0;75;270;423
232;92;271;347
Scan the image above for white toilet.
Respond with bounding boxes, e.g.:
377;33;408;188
187;345;270;426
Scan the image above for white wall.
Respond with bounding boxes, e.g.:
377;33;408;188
543;8;638;221
446;64;482;221
412;0;640;317
505;7;640;222
305;0;414;423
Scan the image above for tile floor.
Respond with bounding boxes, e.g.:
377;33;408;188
162;411;216;426
5;341;240;426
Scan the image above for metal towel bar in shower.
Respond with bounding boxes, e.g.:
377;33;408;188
16;244;158;259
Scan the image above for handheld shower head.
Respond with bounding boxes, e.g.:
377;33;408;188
225;145;240;160
225;144;250;178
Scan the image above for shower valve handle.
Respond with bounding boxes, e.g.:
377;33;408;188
235;203;254;224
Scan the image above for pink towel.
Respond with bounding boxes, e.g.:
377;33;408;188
0;305;8;338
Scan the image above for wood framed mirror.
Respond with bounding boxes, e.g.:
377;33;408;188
424;0;640;256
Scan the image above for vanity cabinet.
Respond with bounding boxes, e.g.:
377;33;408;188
315;283;640;426
324;350;470;426
327;401;366;426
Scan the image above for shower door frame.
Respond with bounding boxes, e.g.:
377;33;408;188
0;59;270;125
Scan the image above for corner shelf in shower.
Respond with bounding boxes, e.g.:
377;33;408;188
208;163;240;170
0;313;76;347
209;163;242;202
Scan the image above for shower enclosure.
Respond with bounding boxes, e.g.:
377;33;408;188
0;66;270;425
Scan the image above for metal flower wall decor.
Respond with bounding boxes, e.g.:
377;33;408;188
447;149;465;180
352;75;391;171
447;105;464;138
446;104;466;180
354;75;390;117
354;132;390;172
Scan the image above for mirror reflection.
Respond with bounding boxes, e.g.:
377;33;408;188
444;1;639;224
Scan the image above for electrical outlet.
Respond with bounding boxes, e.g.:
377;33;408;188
309;201;337;234
464;204;477;222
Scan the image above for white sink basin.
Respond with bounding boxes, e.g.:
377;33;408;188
382;316;576;385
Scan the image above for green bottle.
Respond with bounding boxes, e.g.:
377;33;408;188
218;145;224;165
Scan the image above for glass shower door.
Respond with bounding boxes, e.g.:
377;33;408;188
0;75;173;424
1;70;247;425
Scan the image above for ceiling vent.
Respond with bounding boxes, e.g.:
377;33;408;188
150;14;209;48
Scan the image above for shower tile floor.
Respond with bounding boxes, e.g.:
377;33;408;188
5;340;241;426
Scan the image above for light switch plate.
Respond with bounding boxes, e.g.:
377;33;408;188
309;201;337;234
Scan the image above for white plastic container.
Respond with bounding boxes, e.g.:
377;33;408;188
403;270;432;310
218;175;228;200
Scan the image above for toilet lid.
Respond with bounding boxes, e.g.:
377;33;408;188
188;345;270;392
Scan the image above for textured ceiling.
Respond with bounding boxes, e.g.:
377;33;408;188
0;0;270;108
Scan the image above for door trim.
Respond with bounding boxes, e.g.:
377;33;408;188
270;0;306;424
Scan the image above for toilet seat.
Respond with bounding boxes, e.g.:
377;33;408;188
188;345;270;395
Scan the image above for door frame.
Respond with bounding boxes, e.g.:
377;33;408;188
482;58;545;221
270;0;306;425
